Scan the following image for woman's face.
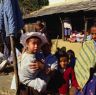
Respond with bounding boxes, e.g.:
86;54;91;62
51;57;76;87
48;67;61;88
59;57;68;69
91;27;96;41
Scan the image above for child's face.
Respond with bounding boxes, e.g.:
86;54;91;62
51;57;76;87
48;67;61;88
59;57;68;69
26;38;41;53
91;27;96;41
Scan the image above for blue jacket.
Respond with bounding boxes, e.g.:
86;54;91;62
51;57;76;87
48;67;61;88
0;0;24;36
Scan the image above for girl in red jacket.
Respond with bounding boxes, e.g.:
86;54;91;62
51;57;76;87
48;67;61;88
47;49;80;95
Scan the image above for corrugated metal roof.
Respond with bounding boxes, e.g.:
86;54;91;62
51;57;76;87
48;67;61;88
24;1;96;19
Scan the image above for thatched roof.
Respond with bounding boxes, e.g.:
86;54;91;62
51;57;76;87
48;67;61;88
24;1;96;19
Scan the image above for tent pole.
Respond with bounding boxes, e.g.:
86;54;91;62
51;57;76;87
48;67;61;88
84;17;88;41
82;17;88;46
62;20;64;40
10;35;20;95
60;17;64;40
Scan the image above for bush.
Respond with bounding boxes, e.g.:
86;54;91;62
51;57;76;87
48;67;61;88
19;0;49;15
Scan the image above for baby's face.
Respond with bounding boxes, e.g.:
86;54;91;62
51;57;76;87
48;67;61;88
26;38;41;53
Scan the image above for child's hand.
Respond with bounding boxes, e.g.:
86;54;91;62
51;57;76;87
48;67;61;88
37;60;45;70
29;62;39;71
77;87;82;92
69;87;76;95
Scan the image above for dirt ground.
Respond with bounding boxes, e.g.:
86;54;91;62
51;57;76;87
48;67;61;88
0;40;82;95
0;65;16;95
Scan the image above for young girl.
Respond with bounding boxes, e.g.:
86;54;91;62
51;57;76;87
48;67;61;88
67;50;76;68
19;32;48;93
47;49;80;95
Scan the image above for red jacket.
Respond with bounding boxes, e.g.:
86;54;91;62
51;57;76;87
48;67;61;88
47;67;79;94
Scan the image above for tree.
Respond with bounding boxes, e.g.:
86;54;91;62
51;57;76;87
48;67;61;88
38;0;49;7
18;0;49;15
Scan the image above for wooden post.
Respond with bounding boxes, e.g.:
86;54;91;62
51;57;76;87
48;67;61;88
62;20;64;40
60;17;64;40
10;35;20;95
56;35;59;49
84;17;88;41
82;17;88;46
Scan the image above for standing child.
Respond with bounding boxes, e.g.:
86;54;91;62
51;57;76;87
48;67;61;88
47;49;80;95
19;32;48;93
41;42;58;74
75;24;96;95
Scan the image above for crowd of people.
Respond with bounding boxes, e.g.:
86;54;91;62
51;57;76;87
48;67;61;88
68;32;92;43
63;26;92;43
0;21;96;95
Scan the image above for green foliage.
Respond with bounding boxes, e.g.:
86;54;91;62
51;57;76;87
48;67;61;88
18;0;49;15
38;0;49;6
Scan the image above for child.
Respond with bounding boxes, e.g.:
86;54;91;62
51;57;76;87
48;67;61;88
19;32;48;93
75;24;96;95
67;50;76;68
41;42;58;74
47;49;80;95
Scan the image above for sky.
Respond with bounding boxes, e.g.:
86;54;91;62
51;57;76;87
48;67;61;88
49;0;65;4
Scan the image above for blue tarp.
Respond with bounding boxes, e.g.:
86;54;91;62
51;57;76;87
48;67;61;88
0;0;24;36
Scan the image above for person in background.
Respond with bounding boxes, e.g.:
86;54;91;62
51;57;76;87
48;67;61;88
67;28;72;39
35;21;51;43
75;24;96;95
68;33;77;43
76;32;84;43
67;50;76;68
0;30;23;72
85;31;92;41
61;46;66;52
47;49;80;95
64;28;68;41
0;0;24;72
35;21;46;34
41;41;58;75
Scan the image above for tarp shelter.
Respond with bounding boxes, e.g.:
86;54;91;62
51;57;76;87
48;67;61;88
23;1;96;39
24;1;96;19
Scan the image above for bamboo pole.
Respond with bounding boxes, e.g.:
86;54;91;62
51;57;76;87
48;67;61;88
10;35;20;95
59;17;64;40
84;17;88;41
82;17;88;46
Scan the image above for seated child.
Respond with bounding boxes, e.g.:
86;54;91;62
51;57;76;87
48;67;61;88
47;49;80;95
19;32;48;92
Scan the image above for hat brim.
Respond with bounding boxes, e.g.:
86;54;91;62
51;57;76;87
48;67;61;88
20;32;48;46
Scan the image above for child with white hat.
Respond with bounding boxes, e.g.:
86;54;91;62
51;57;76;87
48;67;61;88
19;32;48;92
